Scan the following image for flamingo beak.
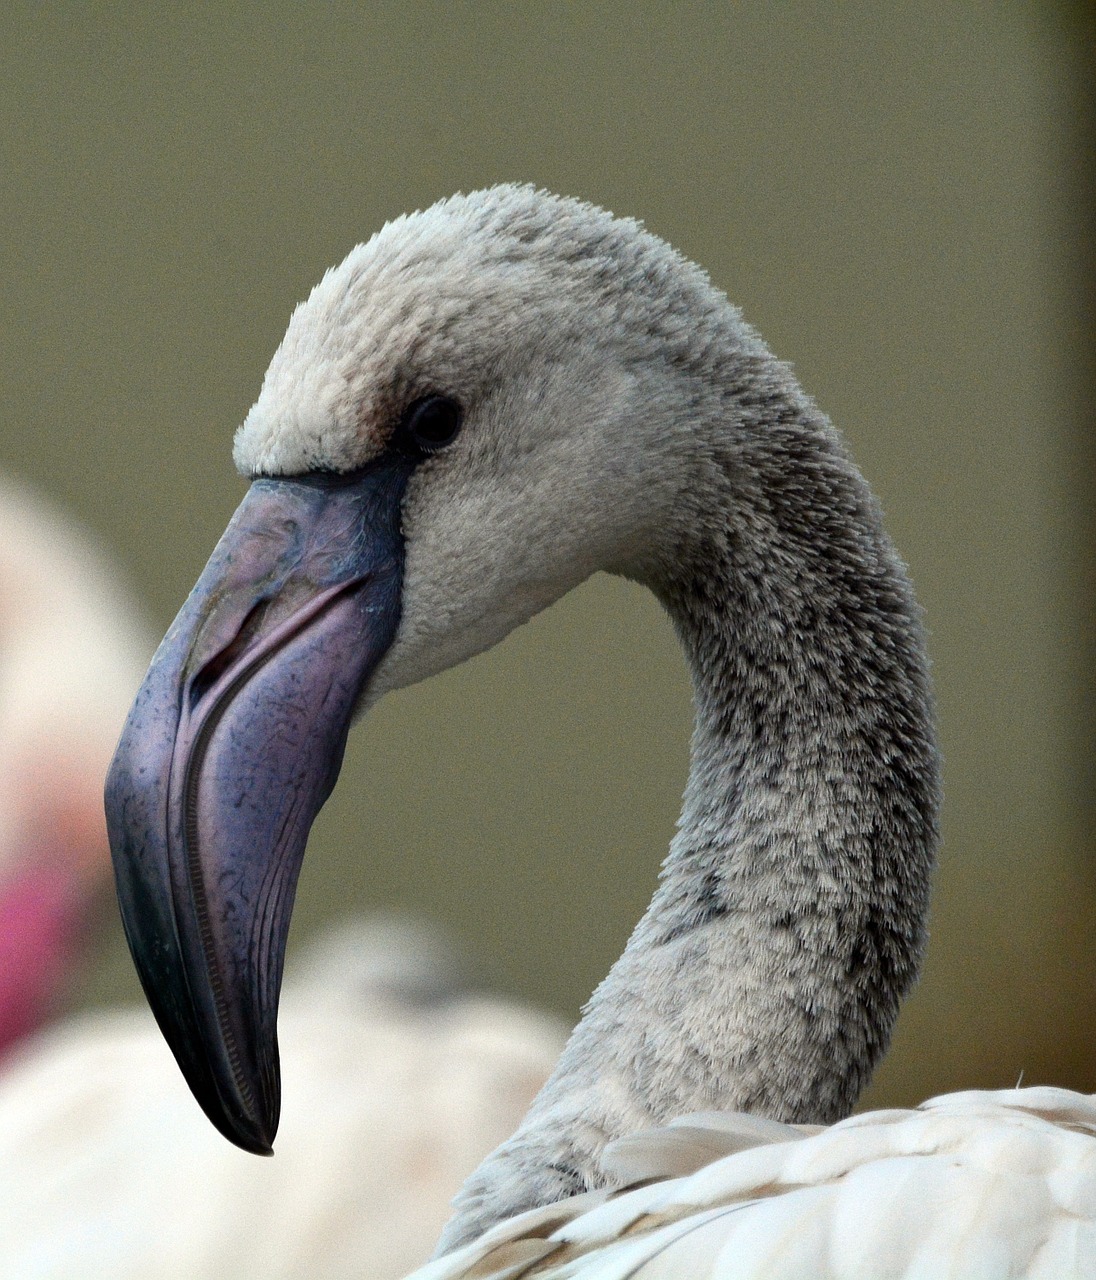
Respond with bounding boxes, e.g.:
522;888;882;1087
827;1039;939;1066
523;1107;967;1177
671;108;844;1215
105;455;411;1153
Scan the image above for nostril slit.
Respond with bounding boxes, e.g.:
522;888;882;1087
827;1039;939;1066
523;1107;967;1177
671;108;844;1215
189;599;272;712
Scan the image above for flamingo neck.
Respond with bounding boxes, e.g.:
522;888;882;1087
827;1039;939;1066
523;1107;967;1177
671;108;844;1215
437;371;940;1253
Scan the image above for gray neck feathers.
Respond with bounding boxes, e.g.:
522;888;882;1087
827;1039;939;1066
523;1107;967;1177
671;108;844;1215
436;351;940;1254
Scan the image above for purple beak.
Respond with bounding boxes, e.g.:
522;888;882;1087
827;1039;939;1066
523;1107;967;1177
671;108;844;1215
106;456;411;1152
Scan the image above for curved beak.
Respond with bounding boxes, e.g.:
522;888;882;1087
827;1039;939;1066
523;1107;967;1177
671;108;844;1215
105;457;410;1154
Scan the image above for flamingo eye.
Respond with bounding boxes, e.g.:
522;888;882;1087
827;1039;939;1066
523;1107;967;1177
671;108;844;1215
400;395;463;452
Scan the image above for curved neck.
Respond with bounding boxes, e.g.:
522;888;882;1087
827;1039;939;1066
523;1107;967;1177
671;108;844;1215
437;372;939;1253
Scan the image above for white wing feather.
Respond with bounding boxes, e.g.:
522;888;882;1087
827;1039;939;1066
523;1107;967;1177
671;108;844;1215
411;1090;1096;1279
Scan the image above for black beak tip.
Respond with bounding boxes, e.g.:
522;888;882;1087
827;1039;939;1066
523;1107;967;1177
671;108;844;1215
230;1126;276;1159
214;1123;275;1158
192;1075;279;1157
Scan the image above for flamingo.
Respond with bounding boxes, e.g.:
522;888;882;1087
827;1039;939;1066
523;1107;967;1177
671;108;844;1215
104;186;1096;1277
0;476;148;1054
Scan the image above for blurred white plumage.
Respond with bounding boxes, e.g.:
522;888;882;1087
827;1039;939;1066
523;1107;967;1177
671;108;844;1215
0;917;565;1279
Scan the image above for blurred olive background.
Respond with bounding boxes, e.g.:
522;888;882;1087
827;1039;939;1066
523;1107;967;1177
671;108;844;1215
1;4;1092;1110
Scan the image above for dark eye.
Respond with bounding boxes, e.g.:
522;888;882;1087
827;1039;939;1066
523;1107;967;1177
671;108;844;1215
401;395;463;452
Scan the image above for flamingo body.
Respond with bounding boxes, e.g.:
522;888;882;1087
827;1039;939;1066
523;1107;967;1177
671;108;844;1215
410;1091;1096;1278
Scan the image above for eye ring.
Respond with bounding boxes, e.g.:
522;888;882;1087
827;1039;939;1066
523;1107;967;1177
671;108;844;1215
400;395;463;453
